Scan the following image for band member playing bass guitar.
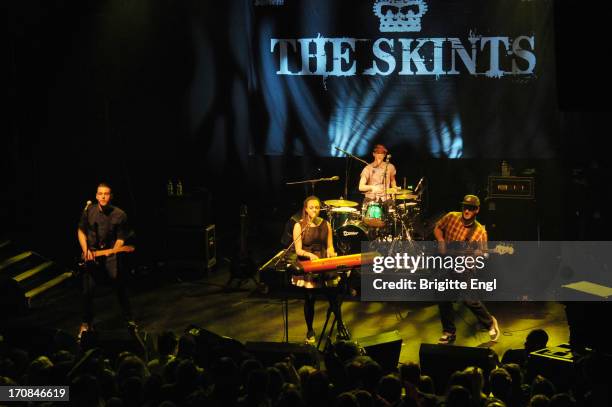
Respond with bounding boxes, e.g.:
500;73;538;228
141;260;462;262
77;182;136;339
433;194;500;344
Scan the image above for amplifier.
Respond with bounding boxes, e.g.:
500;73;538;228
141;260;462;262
488;176;535;199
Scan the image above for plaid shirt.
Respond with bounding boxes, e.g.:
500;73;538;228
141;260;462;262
436;212;487;242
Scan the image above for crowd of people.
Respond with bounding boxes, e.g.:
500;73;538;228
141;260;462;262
0;326;607;407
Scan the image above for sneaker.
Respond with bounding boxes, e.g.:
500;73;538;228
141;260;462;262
438;332;456;344
77;323;91;341
336;323;351;341
305;329;316;345
488;316;500;342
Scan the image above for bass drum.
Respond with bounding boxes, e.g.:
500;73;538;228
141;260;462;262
334;222;369;255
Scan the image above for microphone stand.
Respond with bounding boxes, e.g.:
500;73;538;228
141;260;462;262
334;146;369;166
265;219;311;343
382;156;391;202
344;156;349;199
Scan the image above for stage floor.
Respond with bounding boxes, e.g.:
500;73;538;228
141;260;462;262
13;262;570;364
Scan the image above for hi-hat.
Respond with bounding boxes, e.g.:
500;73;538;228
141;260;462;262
324;199;359;207
386;188;413;194
395;193;418;200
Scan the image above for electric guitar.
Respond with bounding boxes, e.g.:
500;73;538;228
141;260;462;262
76;245;136;274
89;246;136;258
439;243;515;256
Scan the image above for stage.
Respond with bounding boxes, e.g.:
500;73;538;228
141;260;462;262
8;260;570;365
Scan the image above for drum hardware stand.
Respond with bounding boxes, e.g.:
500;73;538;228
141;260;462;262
286;176;339;197
334;145;369;200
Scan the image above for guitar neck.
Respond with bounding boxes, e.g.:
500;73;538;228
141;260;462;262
93;246;134;257
445;245;513;256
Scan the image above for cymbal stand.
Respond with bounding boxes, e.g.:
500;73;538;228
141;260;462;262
286;176;338;197
334;145;369;201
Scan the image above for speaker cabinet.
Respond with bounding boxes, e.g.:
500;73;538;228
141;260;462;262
166;194;211;227
245;341;321;369
166;225;216;270
355;330;403;373
483;199;538;241
419;343;498;394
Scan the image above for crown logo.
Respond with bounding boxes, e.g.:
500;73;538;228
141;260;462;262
373;0;429;32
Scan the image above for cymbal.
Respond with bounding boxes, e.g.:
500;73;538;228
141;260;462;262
395;193;418;200
386;188;413;194
324;199;359;207
330;206;358;212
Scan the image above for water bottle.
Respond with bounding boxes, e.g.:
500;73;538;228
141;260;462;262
176;180;183;196
501;161;510;176
167;180;174;196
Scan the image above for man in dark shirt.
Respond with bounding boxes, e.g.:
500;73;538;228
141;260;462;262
77;182;134;338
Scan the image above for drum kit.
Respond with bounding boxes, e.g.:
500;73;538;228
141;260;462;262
323;189;423;256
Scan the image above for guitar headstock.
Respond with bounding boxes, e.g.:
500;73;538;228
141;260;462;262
120;245;136;253
492;244;514;255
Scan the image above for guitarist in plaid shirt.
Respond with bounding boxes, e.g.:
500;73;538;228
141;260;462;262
433;194;500;344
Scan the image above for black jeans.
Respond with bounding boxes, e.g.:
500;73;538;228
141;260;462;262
438;301;493;334
82;254;133;324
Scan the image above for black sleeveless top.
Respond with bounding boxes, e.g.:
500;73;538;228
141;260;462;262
300;218;329;259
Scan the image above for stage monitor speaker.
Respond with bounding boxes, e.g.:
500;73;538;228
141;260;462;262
527;344;575;393
355;330;403;373
245;341;321;369
1;324;62;356
186;325;246;367
81;329;147;362
0;276;28;318
419;343;499;395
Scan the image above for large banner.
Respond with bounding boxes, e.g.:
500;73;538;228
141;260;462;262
251;0;558;158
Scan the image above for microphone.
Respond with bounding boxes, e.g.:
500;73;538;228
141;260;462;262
84;200;92;211
415;177;425;193
325;176;340;181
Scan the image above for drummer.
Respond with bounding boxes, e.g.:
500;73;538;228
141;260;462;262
358;144;398;209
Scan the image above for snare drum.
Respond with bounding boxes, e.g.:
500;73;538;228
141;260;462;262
334;221;369;255
363;201;385;228
329;207;360;229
